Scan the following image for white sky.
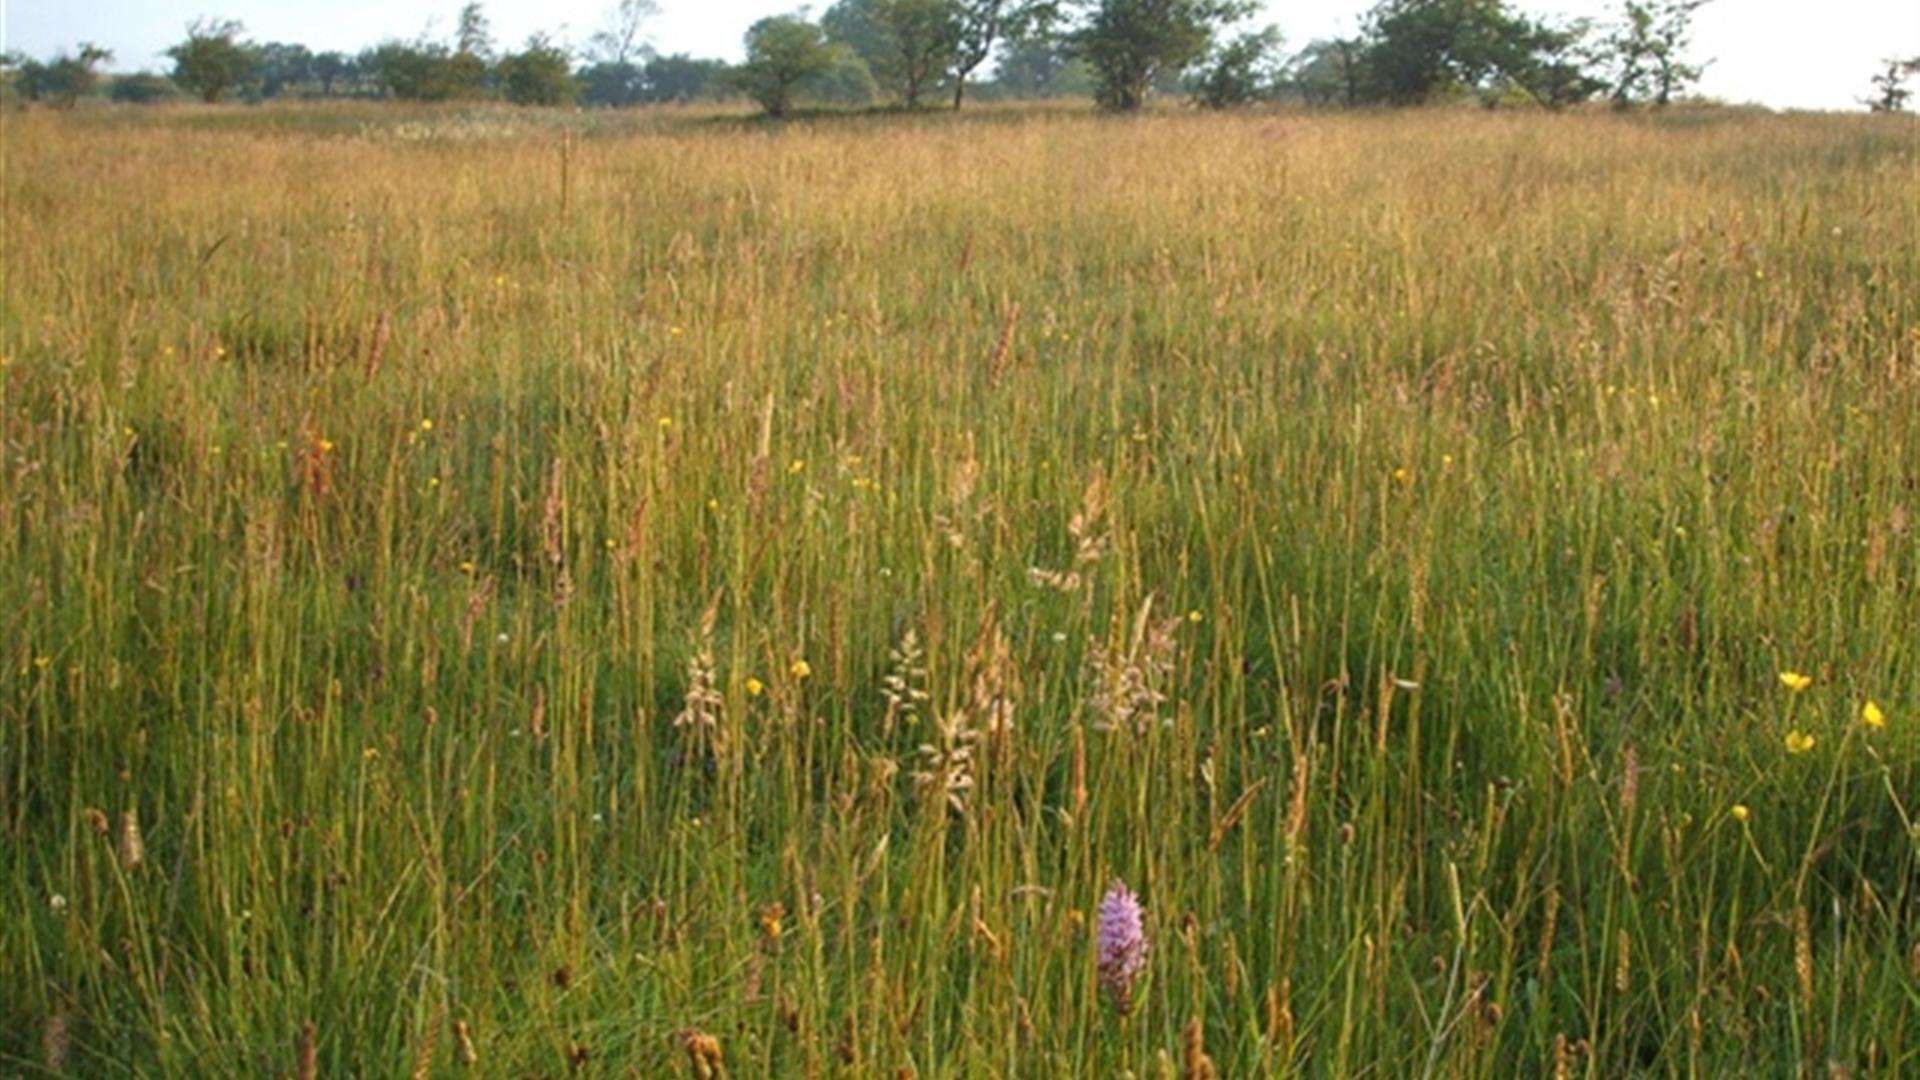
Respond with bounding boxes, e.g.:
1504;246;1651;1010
3;0;1917;110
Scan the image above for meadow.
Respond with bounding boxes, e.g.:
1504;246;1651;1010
1;102;1916;1077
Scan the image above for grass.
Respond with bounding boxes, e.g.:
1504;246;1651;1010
1;101;1916;1077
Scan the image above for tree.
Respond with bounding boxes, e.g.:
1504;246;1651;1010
801;51;881;105
311;52;357;96
1513;17;1605;109
643;54;729;102
1286;37;1366;106
821;0;940;106
1863;56;1919;113
1604;0;1710;108
1359;0;1543;105
733;14;841;116
992;32;1094;98
168;19;255;102
16;43;114;107
1189;25;1281;108
876;0;962;107
823;0;892;69
949;0;1037;108
579;61;648;105
109;72;181;104
255;42;315;98
455;3;495;59
444;2;496;98
590;0;660;65
1068;0;1254;110
0;51;23;101
362;40;452;100
498;33;577;105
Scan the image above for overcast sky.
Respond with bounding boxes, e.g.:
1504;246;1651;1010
4;0;1917;110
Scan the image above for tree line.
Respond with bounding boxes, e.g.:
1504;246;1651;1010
5;0;1917;116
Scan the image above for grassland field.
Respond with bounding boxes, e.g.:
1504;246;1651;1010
1;101;1917;1077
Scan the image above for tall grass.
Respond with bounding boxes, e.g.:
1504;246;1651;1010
2;102;1916;1076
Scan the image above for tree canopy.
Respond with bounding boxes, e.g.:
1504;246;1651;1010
167;19;254;103
733;14;844;117
1069;0;1255;110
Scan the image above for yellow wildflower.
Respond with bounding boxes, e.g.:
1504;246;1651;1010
745;677;764;697
1862;701;1885;729
1778;671;1811;692
1784;730;1816;755
1731;804;1750;823
789;659;811;681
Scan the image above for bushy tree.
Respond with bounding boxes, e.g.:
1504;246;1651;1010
1345;0;1602;108
1513;18;1605;109
310;52;358;96
733;14;842;116
578;61;648;105
992;33;1095;98
1189;25;1282;108
1069;0;1254;110
359;6;504;102
1604;0;1710;108
362;40;450;100
12;44;113;107
877;0;962;107
1286;37;1367;106
823;0;952;107
255;42;315;98
109;72;181;104
1359;0;1535;104
823;0;892;68
801;52;882;105
168;19;255;102
643;54;729;102
498;33;577;105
